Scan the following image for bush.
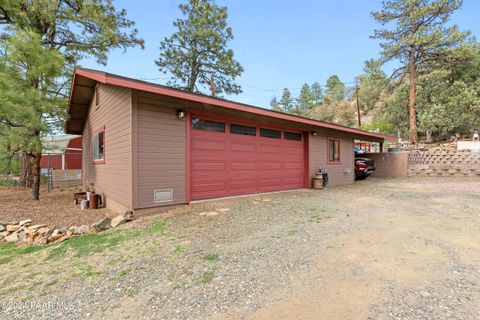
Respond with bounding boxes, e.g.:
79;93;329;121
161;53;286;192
0;177;19;187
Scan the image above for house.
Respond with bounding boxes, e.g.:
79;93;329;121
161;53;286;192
40;135;82;171
66;68;386;213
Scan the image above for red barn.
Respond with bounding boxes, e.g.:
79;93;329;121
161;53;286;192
40;135;82;170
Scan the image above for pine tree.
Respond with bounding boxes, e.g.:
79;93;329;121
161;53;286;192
0;1;143;199
310;82;324;106
156;0;243;96
325;75;346;103
279;88;294;113
270;96;282;111
296;83;313;113
371;0;469;142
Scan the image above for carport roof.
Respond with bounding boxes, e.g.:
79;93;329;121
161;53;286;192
66;67;390;142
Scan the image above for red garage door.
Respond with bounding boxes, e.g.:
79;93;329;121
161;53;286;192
190;115;305;201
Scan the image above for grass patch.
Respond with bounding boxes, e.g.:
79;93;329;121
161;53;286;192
203;253;219;261
172;244;186;256
116;267;133;278
0;242;45;265
45;279;58;287
0;220;167;268
199;271;214;284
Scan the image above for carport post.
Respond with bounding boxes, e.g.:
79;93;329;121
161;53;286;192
380;142;384;153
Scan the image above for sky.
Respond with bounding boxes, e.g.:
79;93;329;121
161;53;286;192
81;0;480;108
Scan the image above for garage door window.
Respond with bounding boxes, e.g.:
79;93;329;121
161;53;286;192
328;139;340;162
231;124;256;136
284;132;302;141
192;118;225;132
260;128;281;139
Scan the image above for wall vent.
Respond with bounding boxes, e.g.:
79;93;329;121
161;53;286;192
95;86;100;108
154;189;173;203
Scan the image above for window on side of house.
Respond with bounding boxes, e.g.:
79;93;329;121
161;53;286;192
328;139;340;162
93;129;105;163
284;131;302;141
230;124;256;136
260;128;281;139
191;118;225;132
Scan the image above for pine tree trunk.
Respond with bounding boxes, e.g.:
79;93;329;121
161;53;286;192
30;152;41;200
408;46;418;143
19;153;33;188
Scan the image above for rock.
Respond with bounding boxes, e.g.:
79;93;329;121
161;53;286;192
73;225;89;235
54;230;74;244
17;231;27;243
5;233;19;242
111;215;126;228
33;236;48;246
28;224;47;231
0;225;5;232
37;227;50;235
48;234;63;242
19;219;32;226
58;227;68;234
0;231;9;237
123;210;134;221
6;225;20;232
92;218;111;232
216;208;230;213
28;232;38;245
52;229;60;237
7;221;18;225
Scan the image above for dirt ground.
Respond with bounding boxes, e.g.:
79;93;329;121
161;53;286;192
0;186;116;227
1;177;479;320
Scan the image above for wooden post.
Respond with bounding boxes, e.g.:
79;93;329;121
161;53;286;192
380;142;384;153
355;85;361;127
210;73;215;96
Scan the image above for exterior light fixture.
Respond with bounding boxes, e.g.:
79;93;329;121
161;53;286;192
311;131;318;136
177;110;185;119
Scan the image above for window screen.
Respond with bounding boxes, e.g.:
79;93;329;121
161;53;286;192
328;139;340;162
191;118;225;132
260;128;281;139
93;130;105;161
230;124;256;136
284;132;302;141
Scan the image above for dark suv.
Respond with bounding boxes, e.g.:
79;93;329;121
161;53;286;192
354;147;375;180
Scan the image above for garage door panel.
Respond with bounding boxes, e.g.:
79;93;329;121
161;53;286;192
230;142;257;152
259;144;282;153
191;139;226;152
259;162;283;170
191;161;226;171
230;161;256;170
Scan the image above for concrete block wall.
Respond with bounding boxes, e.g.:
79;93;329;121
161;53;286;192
363;152;409;178
408;151;480;177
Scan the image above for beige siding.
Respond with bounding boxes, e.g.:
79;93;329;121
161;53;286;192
309;132;354;186
134;91;186;209
82;84;132;211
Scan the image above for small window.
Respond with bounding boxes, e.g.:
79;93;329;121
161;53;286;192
284;132;302;141
328;139;340;162
192;118;225;132
231;124;256;136
93;129;105;163
260;128;281;139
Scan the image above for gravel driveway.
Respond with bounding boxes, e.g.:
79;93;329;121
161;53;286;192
1;177;479;320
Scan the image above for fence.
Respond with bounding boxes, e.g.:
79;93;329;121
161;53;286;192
49;169;82;188
408;151;480;177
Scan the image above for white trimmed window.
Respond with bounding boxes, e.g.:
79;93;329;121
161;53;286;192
93;129;105;163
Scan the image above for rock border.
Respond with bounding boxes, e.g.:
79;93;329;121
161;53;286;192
0;211;134;246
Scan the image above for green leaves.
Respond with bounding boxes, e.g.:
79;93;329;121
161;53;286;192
156;0;243;96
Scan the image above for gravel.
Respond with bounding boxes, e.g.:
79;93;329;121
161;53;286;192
1;177;479;320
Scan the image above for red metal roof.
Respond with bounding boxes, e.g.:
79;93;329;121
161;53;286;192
67;67;389;142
